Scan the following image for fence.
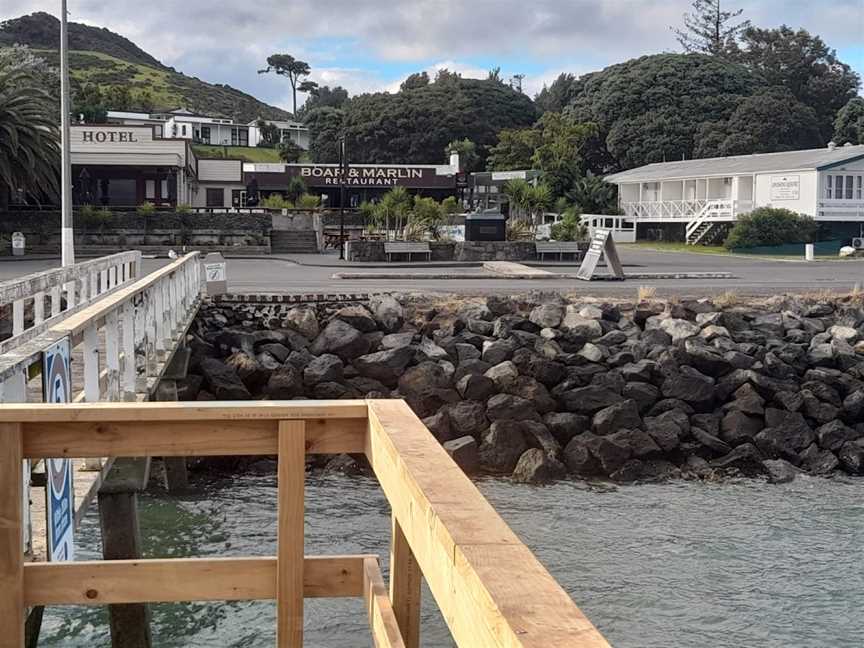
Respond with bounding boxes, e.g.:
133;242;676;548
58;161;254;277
0;252;141;353
0;399;612;648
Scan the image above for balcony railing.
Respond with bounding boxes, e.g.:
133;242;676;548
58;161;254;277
0;399;612;648
622;199;753;221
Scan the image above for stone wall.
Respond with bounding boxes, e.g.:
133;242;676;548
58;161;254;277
183;293;864;484
346;240;579;262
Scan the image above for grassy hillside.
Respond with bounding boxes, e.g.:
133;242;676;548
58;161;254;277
0;12;291;123
192;145;284;163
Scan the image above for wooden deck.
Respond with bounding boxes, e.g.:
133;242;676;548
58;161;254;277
0;400;612;648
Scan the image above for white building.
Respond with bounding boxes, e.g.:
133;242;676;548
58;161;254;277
106;109;310;150
605;144;864;244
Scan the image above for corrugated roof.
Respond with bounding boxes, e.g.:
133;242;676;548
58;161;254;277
604;145;864;183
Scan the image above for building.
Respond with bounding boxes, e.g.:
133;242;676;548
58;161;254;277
107;109;310;150
605;144;864;244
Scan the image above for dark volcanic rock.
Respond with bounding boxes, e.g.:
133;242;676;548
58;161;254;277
512;448;566;483
559;385;624;414
661;367;714;405
199;358;252;400
486;393;539;422
265;363;304;399
711;443;764;476
443;436;478;473
592;399;642;436
479;421;528;473
543;412;590;445
303;353;344;386
720;410;763;446
334;305;378;332
353;346;415;387
838;440;864;475
456;373;496;401
763;459;800;484
799;443;839;474
311;319;371;360
446;400;489;436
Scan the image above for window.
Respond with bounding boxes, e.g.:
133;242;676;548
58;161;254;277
231;127;249;146
836;175;845;199
857;176;862;200
201;126;211;144
846;175;854;200
181;125;187;137
826;175;833;199
161;179;169;200
206;188;224;207
145;180;156;200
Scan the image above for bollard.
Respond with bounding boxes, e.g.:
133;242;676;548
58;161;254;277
11;232;25;257
805;243;814;261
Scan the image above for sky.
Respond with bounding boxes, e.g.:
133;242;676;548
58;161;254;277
2;1;862;111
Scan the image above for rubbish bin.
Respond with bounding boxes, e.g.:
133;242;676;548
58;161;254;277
465;211;507;241
11;232;25;257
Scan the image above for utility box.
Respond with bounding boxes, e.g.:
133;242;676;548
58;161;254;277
11;232;25;256
202;252;227;296
465;211;506;241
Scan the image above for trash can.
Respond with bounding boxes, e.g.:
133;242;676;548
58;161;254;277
11;232;25;257
465;211;507;241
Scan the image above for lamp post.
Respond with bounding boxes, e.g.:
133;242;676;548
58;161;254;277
338;136;348;260
60;0;75;266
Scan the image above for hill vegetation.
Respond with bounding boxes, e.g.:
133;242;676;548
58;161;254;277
0;12;290;122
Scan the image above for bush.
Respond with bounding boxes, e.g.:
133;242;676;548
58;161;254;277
136;202;156;217
723;207;817;250
296;193;321;209
550;209;587;241
261;194;293;209
506;219;534;241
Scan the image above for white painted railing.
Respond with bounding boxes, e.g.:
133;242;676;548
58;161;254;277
622;199;753;222
0;251;141;354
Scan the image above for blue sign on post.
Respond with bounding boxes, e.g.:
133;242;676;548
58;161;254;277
43;337;75;562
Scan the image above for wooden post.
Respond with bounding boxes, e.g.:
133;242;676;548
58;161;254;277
0;422;24;648
50;285;61;317
99;459;152;648
12;300;23;337
389;517;421;648
105;311;121;401
33;292;44;326
276;420;305;647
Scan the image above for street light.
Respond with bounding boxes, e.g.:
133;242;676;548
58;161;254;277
60;0;75;266
338;136;348;260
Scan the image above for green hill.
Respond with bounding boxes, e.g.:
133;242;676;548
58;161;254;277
0;12;291;123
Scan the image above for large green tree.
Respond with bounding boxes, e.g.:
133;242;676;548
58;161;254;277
446;138;481;173
0;68;60;209
534;73;582;114
834;97;864;146
304;107;345;162
336;77;536;164
566;53;757;170
730;26;860;140
672;0;750;56
695;89;823;157
300;85;349;115
259;54;316;116
486;128;540;171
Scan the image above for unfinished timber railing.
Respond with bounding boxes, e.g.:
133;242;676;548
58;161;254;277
0;251;141;353
0;399;612;648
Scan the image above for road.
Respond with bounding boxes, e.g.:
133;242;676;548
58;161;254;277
2;248;862;298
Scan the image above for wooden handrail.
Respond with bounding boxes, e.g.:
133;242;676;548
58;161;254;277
0;400;611;648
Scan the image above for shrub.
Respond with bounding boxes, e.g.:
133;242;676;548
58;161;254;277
550;209;587;241
506;219;534;241
286;177;307;204
175;203;192;215
296;193;321;209
261;194;293;209
136;202;156;217
723;207;817;250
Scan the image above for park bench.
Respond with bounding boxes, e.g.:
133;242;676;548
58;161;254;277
536;241;584;262
384;241;432;262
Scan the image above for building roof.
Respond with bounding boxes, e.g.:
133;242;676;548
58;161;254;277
604;145;864;184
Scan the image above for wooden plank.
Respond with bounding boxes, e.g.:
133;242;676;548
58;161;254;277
23;555;370;606
2;400;367;422
104;311;121;401
364;557;407;648
277;420;305;648
0;423;24;648
389;517;421;648
21;417;365;458
365;400;611;648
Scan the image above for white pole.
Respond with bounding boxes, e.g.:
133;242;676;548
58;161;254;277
60;0;75;266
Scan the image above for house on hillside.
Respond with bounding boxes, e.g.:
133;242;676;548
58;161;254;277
604;143;864;245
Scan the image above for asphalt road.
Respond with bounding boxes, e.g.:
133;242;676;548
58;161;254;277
2;249;863;298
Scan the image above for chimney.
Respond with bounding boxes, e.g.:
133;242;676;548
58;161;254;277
450;150;460;172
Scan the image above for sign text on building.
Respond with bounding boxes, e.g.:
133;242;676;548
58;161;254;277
770;175;800;200
81;130;140;144
299;166;425;187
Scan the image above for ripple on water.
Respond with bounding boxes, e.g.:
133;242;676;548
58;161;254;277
40;473;864;648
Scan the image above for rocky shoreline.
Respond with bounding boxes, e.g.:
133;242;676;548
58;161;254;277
181;293;864;484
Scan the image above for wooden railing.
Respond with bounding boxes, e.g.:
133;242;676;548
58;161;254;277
0;251;141;353
0;400;612;648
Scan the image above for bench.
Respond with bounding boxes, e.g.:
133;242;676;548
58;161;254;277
384;241;431;262
536;241;584;262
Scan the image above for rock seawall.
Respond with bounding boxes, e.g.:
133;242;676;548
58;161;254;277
183;294;864;484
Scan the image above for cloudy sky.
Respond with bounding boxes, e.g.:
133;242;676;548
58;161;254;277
2;1;862;110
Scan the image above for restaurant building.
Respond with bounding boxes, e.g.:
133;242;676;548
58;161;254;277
605;143;864;244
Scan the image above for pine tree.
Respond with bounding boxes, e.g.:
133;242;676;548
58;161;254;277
672;0;750;56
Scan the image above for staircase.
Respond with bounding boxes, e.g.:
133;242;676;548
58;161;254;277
687;221;732;246
685;200;735;245
270;230;319;254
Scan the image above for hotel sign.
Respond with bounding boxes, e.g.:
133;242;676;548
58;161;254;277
770;175;800;200
282;164;455;188
73;125;154;146
82;130;139;143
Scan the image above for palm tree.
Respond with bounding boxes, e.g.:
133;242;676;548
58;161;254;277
0;69;60;209
503;178;530;220
525;184;553;226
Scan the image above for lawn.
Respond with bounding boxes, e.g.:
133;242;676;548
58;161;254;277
623;241;729;255
192;145;283;163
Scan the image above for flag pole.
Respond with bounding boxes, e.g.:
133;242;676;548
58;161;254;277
60;0;75;266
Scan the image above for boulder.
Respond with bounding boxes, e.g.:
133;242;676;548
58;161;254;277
529;303;565;329
520;420;561;458
815;420;859;452
486;393;539;422
559;385;624;414
311;319;371;361
583;432;632;475
369;295;404;333
623;382;660;413
798;443;839;474
729;383;766;416
542;412;590;445
456;373;497;401
380;332;415;349
482;338;518;365
422;410;452;442
199;358;252;400
225;351;272;393
484;361;520;390
838;440;864;475
335;305;378;333
644;418;681;452
478;421;528;473
512;448;567;483
626;429;663;458
265;363;304;399
710;443;765;475
303;353;344;386
691;427;732;456
416;337;449;362
660;318;700;343
446;400;489;436
754;426;813;461
577;343;606;363
443;436;479;473
282;307;319;339
504;376;557;414
762;459;800;484
258;342;291;364
561;307;603;339
661;367;714;405
562;437;599;475
353;346;415;387
592;399;642;436
398;361;449;399
720;410;764;446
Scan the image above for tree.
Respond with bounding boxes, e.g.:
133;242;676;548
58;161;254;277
256;119;281;148
567;53;757;170
304;107;345;162
278;140;304;163
0;68;60;209
285;177;307;203
446;138;481;173
834;97;864;145
136;89;154;112
534;73;582;114
74;83;108;123
695;88;823;157
434;68;461;85
487;129;541;171
730;26;860;141
566;173;618;214
723;207;817;249
104;85;131;111
300;85;349;114
400;72;429;92
524;184;553;226
259;54;314;115
487;67;504;84
529;113;599;197
551;210;588;241
672;0;749;56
